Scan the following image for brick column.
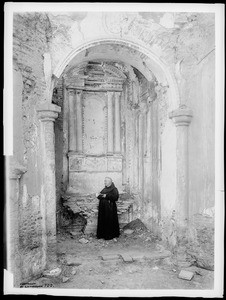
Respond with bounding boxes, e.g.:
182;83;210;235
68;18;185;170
107;91;114;154
7;157;26;286
37;103;61;269
169;105;193;227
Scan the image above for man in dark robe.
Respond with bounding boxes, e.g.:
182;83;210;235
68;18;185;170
96;177;120;240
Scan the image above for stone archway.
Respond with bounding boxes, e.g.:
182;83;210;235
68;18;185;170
38;39;193;254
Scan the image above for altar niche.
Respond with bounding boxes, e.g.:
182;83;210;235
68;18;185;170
54;60;161;233
63;61;127;194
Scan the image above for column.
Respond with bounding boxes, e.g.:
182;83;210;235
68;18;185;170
62;84;69;191
68;89;76;152
75;90;83;154
169;105;193;227
107;91;114;154
7;157;26;286
114;92;121;153
37;103;61;269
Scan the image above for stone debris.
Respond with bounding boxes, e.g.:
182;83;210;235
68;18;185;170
66;255;82;266
145;237;152;242
79;237;89;244
123;219;147;232
101;254;120;261
62;276;70;283
43;267;62;277
152;266;159;270
71;267;77;275
120;254;133;263
124;229;134;235
178;270;194;281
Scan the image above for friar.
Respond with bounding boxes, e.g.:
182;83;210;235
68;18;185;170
96;177;120;240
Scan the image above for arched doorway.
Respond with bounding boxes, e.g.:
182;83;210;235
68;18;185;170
52;41;178;236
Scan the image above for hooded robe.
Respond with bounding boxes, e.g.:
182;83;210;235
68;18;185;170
96;182;120;240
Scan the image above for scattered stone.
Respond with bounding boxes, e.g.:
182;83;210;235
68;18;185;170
43;267;61;277
101;254;120;261
152;266;159;270
62;276;69;283
120;254;133;263
71;267;77;275
145;237;152;242
124;229;134;235
178;270;194;281
123;219;147;232
79;238;89;244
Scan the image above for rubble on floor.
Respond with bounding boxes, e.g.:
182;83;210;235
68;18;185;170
122;218;147;232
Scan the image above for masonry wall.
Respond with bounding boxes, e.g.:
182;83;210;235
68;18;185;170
12;12;51;283
188;51;215;215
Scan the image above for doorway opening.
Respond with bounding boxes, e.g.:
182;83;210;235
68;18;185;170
53;42;171;237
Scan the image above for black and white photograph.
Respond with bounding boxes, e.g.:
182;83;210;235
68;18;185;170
4;2;224;297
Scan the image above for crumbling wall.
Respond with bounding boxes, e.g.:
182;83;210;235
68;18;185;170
12;12;52;283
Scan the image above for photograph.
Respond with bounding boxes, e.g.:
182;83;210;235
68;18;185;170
4;3;224;297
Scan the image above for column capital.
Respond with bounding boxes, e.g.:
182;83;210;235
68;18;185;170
8;157;27;179
37;103;61;122
169;105;193;126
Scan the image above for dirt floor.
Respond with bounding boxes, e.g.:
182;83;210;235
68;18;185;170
29;226;214;290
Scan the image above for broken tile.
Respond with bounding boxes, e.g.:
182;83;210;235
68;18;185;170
178;270;194;281
120;253;133;262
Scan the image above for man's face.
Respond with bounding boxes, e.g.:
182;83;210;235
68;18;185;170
104;177;112;187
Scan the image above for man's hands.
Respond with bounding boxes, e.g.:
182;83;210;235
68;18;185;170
96;193;106;198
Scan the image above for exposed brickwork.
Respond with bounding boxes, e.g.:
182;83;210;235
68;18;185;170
12;13;53;283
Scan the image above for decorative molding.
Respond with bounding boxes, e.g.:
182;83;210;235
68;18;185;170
37;103;61;122
68;154;122;172
169;105;193;126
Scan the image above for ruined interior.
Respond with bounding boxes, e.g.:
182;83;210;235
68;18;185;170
53;44;166;236
7;10;218;290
